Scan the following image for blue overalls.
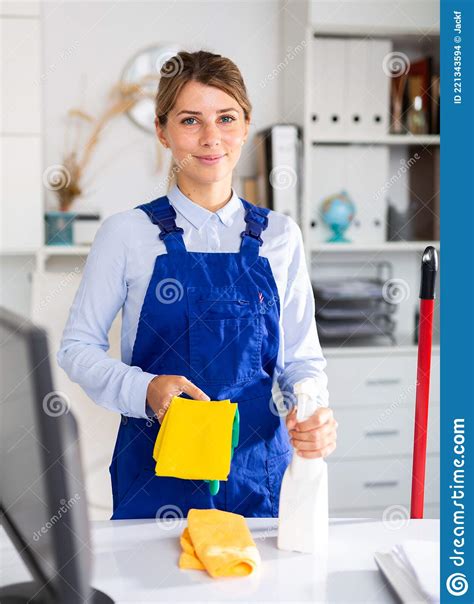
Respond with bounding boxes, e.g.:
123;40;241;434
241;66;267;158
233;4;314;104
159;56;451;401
109;195;292;519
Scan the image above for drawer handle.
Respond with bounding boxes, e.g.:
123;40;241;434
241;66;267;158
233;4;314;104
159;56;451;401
363;480;399;489
364;429;400;438
366;378;401;386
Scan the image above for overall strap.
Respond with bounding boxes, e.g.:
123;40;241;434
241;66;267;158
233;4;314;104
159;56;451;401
239;199;270;262
135;196;186;253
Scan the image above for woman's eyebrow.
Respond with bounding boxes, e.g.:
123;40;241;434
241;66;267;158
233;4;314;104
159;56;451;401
176;107;239;116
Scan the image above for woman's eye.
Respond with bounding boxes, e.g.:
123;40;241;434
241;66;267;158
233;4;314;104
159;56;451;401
181;115;236;126
220;115;236;123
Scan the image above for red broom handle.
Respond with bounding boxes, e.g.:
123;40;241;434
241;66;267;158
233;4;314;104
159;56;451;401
411;246;438;519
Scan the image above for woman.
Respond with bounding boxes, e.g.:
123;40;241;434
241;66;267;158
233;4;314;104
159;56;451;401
57;50;337;520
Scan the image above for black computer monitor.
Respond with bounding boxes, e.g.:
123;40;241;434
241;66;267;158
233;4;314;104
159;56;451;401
0;307;113;603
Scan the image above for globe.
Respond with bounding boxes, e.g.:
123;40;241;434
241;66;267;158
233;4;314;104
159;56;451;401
321;191;356;243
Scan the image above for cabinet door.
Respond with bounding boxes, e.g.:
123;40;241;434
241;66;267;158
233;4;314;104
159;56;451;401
330;403;440;460
1;17;41;133
0;136;43;250
330;502;440;519
325;352;440;407
328;453;439;511
309;1;439;32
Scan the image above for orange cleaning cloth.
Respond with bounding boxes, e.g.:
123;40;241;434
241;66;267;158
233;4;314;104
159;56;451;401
178;508;261;578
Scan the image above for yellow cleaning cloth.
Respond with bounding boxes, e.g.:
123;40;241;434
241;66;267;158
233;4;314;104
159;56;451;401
153;396;237;480
178;508;261;578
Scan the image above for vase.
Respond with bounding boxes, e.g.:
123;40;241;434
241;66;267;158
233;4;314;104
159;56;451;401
45;211;77;246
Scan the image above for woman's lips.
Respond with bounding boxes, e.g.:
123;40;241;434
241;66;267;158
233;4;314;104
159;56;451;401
194;154;225;165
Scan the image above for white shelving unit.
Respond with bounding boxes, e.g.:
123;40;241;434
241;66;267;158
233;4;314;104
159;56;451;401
0;2;44;318
282;0;440;333
311;134;440;145
282;0;440;517
311;240;439;253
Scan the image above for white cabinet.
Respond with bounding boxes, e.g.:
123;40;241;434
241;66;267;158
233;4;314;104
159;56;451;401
281;2;440;518
1;136;43;250
309;0;439;32
328;454;439;510
0;2;40;17
330;403;439;459
325;350;440;517
0;17;42;133
0;13;43;253
326;350;440;408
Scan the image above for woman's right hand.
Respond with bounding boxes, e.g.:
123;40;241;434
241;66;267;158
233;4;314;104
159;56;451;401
146;375;211;424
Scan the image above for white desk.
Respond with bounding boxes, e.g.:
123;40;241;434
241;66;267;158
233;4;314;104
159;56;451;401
0;518;439;602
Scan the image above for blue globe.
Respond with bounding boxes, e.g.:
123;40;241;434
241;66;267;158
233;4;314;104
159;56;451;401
321;191;355;243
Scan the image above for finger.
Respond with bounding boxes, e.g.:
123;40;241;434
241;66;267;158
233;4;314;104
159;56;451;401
285;406;298;427
294;407;334;432
290;416;337;442
291;428;337;451
291;422;336;445
296;441;337;458
180;378;211;401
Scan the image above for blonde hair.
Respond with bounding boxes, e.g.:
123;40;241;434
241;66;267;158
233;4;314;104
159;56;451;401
155;50;252;191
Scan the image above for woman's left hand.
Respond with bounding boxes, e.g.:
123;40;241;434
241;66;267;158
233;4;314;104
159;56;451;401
286;406;338;458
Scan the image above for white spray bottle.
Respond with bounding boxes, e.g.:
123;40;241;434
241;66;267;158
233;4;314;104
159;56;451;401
277;377;329;553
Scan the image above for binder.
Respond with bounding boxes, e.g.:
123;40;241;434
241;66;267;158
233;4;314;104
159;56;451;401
309;145;388;245
255;124;302;222
310;37;327;138
345;145;389;243
311;38;346;137
345;38;369;136
311;37;392;138
308;145;346;247
365;39;393;135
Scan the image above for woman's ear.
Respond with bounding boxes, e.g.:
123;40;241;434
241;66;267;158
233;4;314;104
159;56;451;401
154;118;167;147
243;116;251;142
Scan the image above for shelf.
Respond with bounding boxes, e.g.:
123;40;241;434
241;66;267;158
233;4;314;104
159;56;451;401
311;27;440;40
323;332;440;356
309;241;439;253
0;246;92;258
3;243;439;259
39;245;91;256
0;248;39;256
311;135;440;146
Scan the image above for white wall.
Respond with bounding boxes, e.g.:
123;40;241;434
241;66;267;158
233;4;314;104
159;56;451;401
41;0;285;218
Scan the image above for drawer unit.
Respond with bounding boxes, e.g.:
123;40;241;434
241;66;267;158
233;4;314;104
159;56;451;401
331;403;440;460
330;502;440;519
324;352;440;408
328;454;439;511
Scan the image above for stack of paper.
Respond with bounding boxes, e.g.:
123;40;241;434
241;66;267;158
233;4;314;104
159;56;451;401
375;540;440;603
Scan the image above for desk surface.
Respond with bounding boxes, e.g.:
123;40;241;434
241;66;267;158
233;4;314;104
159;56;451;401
1;517;439;602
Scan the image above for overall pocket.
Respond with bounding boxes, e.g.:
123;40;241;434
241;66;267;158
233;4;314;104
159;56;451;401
266;449;292;517
187;285;263;385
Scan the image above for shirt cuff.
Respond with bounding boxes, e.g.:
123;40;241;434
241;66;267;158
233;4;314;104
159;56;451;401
126;371;157;419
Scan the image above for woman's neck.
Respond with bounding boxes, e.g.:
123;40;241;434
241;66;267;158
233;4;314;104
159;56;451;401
176;177;233;213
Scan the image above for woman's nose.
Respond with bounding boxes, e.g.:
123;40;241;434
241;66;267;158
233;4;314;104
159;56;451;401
199;122;221;148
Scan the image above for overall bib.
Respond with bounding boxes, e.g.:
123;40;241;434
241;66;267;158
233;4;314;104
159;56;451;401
109;195;292;520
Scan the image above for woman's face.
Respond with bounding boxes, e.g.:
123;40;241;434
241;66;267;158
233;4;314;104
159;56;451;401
156;80;250;185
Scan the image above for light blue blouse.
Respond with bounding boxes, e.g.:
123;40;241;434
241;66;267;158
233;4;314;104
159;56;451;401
57;183;329;419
